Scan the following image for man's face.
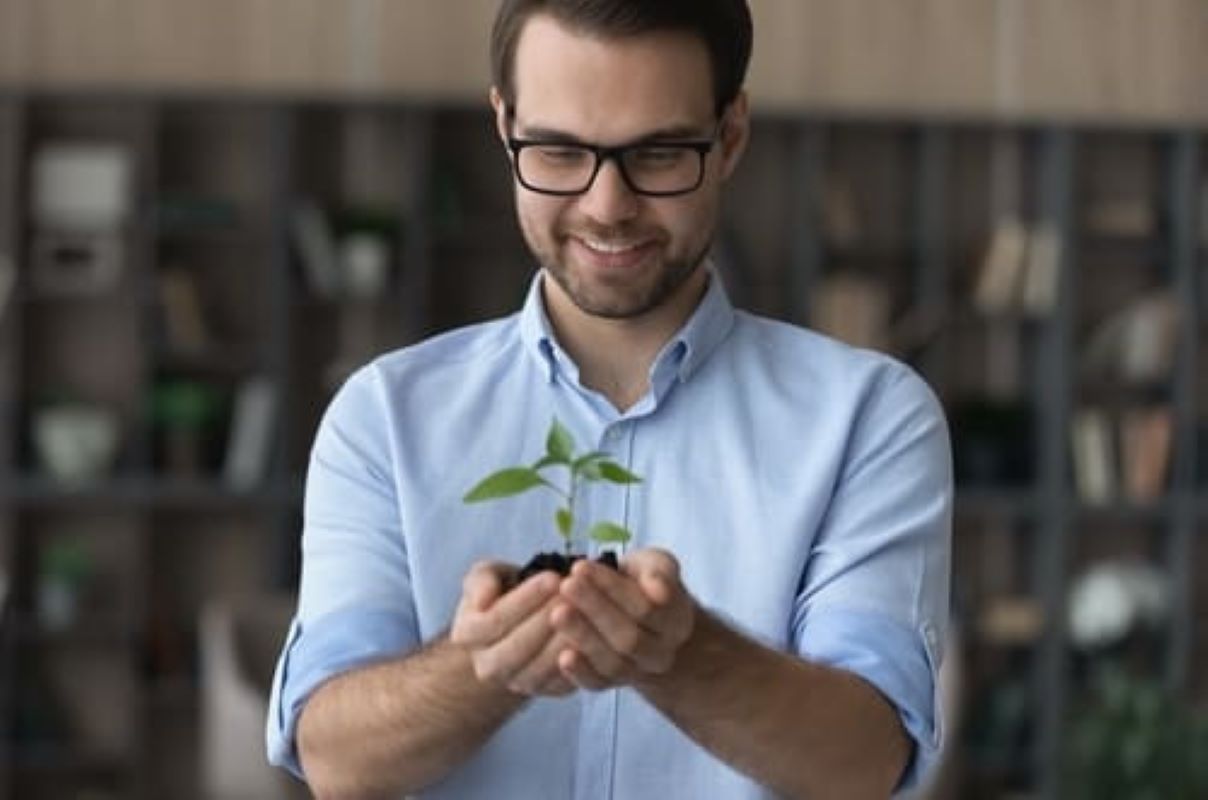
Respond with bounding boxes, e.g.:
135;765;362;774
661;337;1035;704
493;14;748;322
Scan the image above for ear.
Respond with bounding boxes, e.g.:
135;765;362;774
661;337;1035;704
489;86;510;147
718;90;750;181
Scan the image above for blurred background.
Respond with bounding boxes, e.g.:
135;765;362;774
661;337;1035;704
0;1;1206;798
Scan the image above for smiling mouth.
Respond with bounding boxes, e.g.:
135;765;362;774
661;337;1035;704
570;235;659;268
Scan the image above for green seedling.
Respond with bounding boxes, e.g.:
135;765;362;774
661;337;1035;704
463;418;642;556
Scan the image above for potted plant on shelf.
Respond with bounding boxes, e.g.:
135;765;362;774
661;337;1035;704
464;419;641;583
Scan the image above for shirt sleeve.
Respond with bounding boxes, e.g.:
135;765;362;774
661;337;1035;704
266;365;421;778
790;362;952;793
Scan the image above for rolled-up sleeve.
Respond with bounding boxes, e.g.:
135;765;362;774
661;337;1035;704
792;364;952;792
266;365;420;777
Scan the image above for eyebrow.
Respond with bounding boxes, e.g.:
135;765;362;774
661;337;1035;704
514;123;713;145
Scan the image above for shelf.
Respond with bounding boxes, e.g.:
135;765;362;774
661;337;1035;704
1078;233;1168;262
1075;498;1177;522
10;616;134;647
9;745;133;775
151;345;263;376
153;227;259;248
0;477;301;510
954;488;1040;517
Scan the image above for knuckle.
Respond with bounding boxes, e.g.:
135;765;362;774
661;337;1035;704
615;629;641;657
475;651;506;684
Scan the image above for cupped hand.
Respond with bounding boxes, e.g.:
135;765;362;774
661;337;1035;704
450;561;575;697
550;548;696;691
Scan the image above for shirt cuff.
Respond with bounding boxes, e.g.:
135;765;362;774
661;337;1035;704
794;606;943;793
265;607;419;778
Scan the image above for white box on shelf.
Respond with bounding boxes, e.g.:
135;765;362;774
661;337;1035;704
31;143;133;232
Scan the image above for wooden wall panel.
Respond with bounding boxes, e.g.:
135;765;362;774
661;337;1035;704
0;0;1204;123
0;0;31;84
749;0;998;116
375;0;496;100
1007;0;1206;123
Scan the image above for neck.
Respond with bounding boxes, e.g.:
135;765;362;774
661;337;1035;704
543;269;708;412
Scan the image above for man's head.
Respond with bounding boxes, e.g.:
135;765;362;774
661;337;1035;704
489;0;753;325
491;0;753;118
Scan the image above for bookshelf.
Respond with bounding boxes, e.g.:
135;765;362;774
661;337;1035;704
0;91;1205;800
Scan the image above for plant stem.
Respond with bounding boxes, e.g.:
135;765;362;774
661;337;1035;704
563;469;582;556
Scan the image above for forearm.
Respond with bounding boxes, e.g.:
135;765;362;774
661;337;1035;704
635;610;910;799
297;636;525;799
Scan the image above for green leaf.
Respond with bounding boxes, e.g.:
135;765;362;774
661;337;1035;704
555;507;573;537
588;521;632;544
463;468;548;502
595;461;643;485
532;455;563;471
571;451;607;478
546;419;575;463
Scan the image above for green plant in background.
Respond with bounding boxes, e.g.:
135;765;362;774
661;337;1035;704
1065;665;1208;800
150;379;225;432
463;418;641;556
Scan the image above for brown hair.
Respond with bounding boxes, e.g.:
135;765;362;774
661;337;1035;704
490;0;753;116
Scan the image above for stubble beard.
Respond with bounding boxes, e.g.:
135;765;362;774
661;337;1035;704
526;224;713;320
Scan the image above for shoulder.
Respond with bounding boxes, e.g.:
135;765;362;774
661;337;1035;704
729;310;932;401
323;314;524;423
372;315;521;378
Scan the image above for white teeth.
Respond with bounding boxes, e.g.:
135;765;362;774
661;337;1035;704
581;238;644;254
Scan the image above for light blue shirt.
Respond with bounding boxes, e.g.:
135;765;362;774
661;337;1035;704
267;270;951;799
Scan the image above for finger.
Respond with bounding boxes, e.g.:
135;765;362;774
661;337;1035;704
560;572;665;672
570;560;657;624
620;548;680;585
455;570;559;647
535;672;576;697
504;621;570;695
463;561;515;611
550;602;627;680
558;648;612;691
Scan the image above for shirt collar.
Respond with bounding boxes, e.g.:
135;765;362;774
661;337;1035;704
517;265;736;388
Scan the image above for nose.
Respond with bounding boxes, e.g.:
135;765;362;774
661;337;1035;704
577;158;639;225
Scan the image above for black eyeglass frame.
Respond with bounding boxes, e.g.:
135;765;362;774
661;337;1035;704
505;130;719;198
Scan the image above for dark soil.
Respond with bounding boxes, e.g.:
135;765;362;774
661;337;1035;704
514;550;619;586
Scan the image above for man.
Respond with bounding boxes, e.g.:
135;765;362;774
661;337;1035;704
267;1;951;798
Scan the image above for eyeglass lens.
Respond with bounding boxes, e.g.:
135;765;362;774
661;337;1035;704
515;143;705;195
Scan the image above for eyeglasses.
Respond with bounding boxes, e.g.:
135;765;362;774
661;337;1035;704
506;130;718;197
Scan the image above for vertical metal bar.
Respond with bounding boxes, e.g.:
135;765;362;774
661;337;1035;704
129;97;160;800
267;104;299;590
913;126;950;386
130;99;160;480
1030;127;1076;800
0;88;24;800
1165;131;1199;693
0;94;22;483
398;106;435;342
788;121;826;326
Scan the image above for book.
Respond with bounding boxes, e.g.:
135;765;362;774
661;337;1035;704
1021;223;1062;317
810;271;889;351
1071;407;1116;505
291;201;340;297
1119;406;1173;503
222;377;278;491
1081;290;1180;384
977;596;1045;646
158;268;210;352
974;220;1029;314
